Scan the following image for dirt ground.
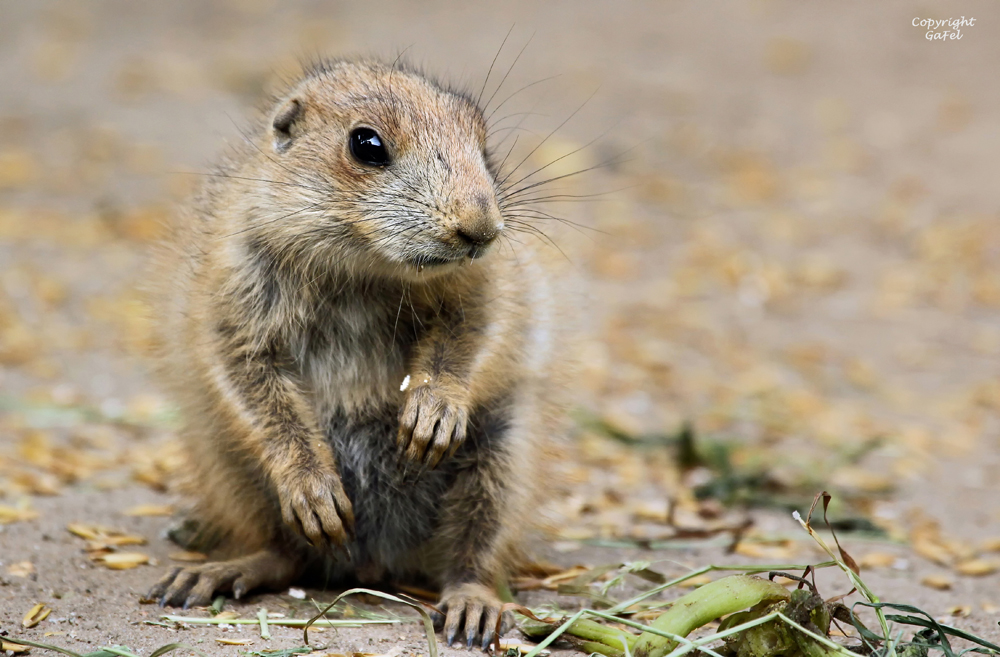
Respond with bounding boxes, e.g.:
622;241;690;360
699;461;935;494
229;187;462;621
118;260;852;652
2;0;1000;655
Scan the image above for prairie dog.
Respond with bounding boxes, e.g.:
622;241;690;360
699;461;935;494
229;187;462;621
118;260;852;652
147;58;571;650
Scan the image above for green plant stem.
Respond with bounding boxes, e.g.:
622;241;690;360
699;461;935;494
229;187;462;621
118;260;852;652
632;575;791;657
524;610;586;657
579;640;625;657
606;562;836;615
257;608;271;640
522;618;637;649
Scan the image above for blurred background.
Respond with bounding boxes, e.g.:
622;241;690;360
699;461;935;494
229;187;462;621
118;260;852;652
2;0;1000;634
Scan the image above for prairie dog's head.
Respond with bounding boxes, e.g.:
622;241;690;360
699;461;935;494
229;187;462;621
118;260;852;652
251;59;504;279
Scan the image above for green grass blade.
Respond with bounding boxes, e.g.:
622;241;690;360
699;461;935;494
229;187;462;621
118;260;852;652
148;644;206;657
4;637;87;657
302;588;437;657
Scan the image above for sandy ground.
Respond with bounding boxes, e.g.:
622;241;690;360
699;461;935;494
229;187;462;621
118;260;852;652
4;488;1000;655
2;0;1000;654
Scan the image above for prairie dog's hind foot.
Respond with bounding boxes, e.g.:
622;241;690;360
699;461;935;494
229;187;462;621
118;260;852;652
432;582;514;651
148;549;300;609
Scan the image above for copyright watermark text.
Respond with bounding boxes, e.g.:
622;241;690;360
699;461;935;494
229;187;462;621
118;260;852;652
913;16;976;41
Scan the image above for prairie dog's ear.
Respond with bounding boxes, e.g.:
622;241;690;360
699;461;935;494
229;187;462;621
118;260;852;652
272;98;303;152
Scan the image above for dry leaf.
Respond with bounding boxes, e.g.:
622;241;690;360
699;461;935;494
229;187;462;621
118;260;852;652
86;535;147;551
23;602;52;628
1;641;30;653
122;504;174;517
214;639;254;646
631;500;669;523
0;505;40;525
678;574;713;588
214;611;240;621
67;523;144;550
67;523;106;540
955;559;999;577
828;627;854;637
733;541;795;560
942;538;976;563
95;552;149;570
947;605;972;617
11;471;62;496
912;538;953;566
6;561;36;578
538;565;591;589
908;511;960;566
86;547;114;560
859;552;898;569
105;534;148;546
920;575;952;590
169;550;208;562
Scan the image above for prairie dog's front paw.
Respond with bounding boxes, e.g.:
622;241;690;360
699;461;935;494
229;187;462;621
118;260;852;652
276;467;354;549
397;375;470;467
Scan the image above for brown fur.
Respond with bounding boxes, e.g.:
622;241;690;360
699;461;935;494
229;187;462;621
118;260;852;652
146;59;572;650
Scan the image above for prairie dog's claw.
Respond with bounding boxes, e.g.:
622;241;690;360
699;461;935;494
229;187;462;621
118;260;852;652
438;582;511;653
277;469;355;547
397;382;469;467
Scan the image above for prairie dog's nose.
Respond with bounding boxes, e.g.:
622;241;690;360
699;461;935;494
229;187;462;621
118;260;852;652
455;193;503;247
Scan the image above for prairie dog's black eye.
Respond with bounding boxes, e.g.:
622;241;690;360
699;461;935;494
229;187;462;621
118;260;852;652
349;128;390;167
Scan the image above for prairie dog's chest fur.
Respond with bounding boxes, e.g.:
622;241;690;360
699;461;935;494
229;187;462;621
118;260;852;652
289;281;418;420
286;282;457;570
